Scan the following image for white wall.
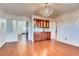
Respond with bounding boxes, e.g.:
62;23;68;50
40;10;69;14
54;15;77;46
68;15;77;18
51;22;56;40
0;18;6;47
28;19;33;41
57;9;79;47
16;20;26;34
6;20;18;42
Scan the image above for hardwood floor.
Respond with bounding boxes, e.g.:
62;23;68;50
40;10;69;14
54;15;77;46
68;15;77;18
0;40;79;56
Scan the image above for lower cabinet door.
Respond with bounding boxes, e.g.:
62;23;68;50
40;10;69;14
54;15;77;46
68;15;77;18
41;32;45;41
34;32;41;41
34;32;51;41
34;32;39;41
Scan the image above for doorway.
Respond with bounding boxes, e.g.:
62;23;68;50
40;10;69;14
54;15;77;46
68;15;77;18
17;21;29;42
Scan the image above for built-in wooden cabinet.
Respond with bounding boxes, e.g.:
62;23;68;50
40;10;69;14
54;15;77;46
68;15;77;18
34;18;51;42
34;19;49;28
34;32;51;41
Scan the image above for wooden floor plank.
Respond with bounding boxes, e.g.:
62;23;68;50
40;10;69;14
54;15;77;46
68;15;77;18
0;40;79;56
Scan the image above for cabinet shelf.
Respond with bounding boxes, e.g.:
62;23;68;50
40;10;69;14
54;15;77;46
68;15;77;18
34;19;49;28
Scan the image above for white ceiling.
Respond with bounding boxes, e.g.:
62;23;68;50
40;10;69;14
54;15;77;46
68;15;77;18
0;3;79;18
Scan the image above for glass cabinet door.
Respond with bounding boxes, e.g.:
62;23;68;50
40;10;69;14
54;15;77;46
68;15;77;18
34;19;49;28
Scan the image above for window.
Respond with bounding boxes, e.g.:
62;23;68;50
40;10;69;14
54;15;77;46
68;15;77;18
6;20;13;33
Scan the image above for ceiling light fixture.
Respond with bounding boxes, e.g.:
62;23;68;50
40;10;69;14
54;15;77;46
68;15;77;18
40;3;54;17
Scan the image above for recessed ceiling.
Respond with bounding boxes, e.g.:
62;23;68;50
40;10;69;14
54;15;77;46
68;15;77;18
0;3;79;18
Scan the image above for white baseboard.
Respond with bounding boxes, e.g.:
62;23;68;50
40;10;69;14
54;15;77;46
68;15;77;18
0;39;18;48
0;41;6;48
6;39;18;43
56;39;79;47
